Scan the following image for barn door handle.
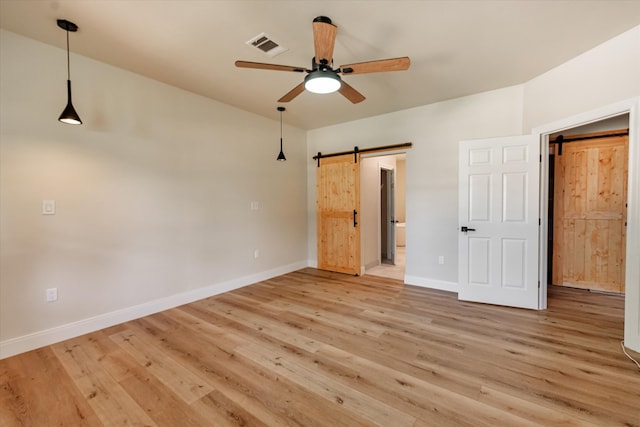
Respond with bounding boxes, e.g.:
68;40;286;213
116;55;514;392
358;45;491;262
460;226;476;233
353;209;358;227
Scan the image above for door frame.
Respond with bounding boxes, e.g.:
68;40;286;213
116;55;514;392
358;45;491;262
550;133;628;293
533;97;640;352
380;164;396;265
360;150;409;276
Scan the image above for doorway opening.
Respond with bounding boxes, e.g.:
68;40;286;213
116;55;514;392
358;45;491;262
380;167;395;265
547;119;629;296
362;153;406;281
536;104;637;316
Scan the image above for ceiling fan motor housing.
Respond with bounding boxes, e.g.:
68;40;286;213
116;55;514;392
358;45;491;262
313;16;332;24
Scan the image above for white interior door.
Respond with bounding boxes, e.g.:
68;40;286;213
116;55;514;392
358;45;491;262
458;135;540;309
386;168;396;264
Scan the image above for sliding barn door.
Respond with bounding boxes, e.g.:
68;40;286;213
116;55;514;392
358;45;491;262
317;154;361;275
552;134;628;294
458;135;540;309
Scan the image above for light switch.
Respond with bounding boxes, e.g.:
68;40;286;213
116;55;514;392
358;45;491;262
42;200;56;215
46;287;58;302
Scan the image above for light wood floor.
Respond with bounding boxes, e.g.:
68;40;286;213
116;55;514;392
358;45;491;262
2;268;639;426
365;246;405;280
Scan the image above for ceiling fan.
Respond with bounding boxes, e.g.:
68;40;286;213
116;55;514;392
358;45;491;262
235;16;410;104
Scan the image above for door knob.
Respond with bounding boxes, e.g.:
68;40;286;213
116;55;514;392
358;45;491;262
461;226;476;232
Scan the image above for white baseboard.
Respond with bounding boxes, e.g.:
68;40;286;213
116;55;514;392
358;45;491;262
404;275;458;293
0;261;307;360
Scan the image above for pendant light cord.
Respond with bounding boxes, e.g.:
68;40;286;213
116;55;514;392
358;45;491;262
280;108;284;149
276;106;286;160
280;109;283;142
65;27;71;80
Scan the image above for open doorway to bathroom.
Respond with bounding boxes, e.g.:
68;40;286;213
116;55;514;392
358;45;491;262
362;153;406;281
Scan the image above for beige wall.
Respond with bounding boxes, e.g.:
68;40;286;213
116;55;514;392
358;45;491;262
395;157;406;223
0;30;308;356
307;85;525;288
523;26;640;131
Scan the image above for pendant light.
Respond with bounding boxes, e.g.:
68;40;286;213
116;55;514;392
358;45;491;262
57;19;82;125
276;106;286;161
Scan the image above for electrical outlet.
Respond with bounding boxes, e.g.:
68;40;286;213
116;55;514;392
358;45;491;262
46;287;58;302
250;201;260;210
42;199;56;215
254;249;259;259
438;256;445;265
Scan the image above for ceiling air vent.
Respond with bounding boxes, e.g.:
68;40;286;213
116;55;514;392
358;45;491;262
245;32;288;58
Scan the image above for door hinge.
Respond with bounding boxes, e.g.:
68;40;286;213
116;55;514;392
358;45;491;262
539;218;541;226
539;154;542;162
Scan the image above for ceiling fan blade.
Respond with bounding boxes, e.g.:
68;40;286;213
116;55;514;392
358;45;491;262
339;81;366;104
235;60;308;73
340;57;410;74
312;17;337;64
278;82;306;102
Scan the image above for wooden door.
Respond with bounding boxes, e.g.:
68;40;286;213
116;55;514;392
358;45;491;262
317;154;361;275
552;132;628;294
458;135;540;309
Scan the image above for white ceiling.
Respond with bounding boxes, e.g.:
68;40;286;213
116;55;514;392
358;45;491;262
1;1;639;130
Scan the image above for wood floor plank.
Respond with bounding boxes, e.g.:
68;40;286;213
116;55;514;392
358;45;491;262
312;344;542;427
0;347;101;426
235;342;418;427
184;297;325;353
129;310;372;426
51;339;157;426
109;328;214;404
2;269;639;426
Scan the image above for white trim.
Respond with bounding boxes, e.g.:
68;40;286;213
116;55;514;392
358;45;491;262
404;275;458;293
0;261;307;359
378;162;396;266
532;96;640;353
360;149;408;159
538;133;551;310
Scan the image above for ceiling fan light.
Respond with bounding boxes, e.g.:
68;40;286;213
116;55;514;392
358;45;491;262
304;71;341;94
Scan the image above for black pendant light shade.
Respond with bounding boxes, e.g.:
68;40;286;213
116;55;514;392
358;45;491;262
57;19;82;125
59;80;82;124
277;106;286;161
277;138;286;161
